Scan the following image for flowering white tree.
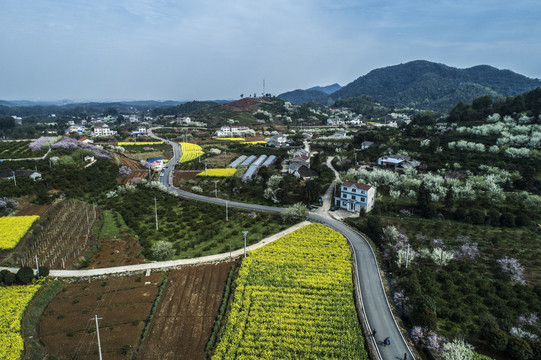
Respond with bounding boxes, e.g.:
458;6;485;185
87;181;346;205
441;339;475;360
420;247;454;270
497;256;525;283
410;326;442;353
263;175;282;203
393;289;409;315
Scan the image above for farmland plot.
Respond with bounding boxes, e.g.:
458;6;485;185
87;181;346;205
21;200;99;269
213;223;367;360
0;283;42;360
136;262;233;359
40;273;162;359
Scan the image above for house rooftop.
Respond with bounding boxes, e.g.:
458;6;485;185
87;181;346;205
342;181;372;191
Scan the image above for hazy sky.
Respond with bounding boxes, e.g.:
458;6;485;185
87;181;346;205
1;0;540;101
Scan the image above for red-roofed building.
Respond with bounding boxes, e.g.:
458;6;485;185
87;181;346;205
334;181;376;212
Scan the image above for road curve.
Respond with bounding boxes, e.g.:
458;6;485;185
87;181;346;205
150;129;415;360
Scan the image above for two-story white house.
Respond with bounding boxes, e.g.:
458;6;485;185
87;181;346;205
92;124;117;137
334;181;376;213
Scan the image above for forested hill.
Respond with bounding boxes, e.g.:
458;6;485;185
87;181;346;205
277;89;331;105
331;60;541;112
277;83;341;105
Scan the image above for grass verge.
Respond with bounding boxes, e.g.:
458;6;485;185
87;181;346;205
23;279;64;360
205;262;238;354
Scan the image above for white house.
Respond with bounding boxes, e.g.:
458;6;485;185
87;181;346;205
214;125;251;137
377;154;420;170
266;134;289;147
92;124;116;137
349;117;365;126
334;181;376;213
177;117;192;125
327;118;345;126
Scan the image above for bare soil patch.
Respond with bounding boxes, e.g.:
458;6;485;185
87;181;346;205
173;171;200;186
40;273;162;359
135;262;233;360
222;98;260;112
16;203;51;217
122;170;149;184
120;156;146;170
85;236;145;269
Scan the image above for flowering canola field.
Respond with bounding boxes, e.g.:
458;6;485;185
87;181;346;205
0;283;42;360
197;168;237;177
215;138;245;141
241;140;266;144
213;223;367;359
179;142;204;163
117;141;163;146
0;216;39;250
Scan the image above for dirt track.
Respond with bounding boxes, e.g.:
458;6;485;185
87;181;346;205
136;262;233;360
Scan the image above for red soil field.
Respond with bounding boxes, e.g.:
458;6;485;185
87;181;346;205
135;262;233;360
85;235;145;269
40;273;162;359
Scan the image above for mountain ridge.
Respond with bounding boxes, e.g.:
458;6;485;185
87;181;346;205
278;60;541;111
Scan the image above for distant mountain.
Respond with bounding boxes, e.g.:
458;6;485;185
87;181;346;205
277;89;331;105
306;83;342;94
277;83;341;105
331;60;541;111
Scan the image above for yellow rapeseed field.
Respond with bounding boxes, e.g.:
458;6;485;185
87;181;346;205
240;140;266;144
179;142;204;163
196;168;237;177
0;216;39;250
213;223;367;359
117;142;163;146
215;138;245;141
0;283;42;360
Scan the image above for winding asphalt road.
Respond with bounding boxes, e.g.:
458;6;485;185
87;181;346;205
151;129;415;360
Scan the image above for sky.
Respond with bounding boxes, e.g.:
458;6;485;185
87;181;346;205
1;0;540;101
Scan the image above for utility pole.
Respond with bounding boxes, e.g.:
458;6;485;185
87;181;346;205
225;200;228;222
205;163;207;176
35;255;39;277
92;315;103;360
214;180;218;198
12;171;16;186
154;197;159;231
405;243;410;269
242;231;249;258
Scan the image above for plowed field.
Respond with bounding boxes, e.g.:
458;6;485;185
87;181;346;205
40;273;162;359
136;262;233;360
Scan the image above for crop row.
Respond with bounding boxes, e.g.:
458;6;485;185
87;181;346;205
0;216;40;250
213;223;367;359
0;283;42;360
197;168;237;177
179;142;204;163
0;141;35;159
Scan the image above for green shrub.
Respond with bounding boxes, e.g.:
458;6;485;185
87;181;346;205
486;327;508;352
17;266;35;285
507;337;534;360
